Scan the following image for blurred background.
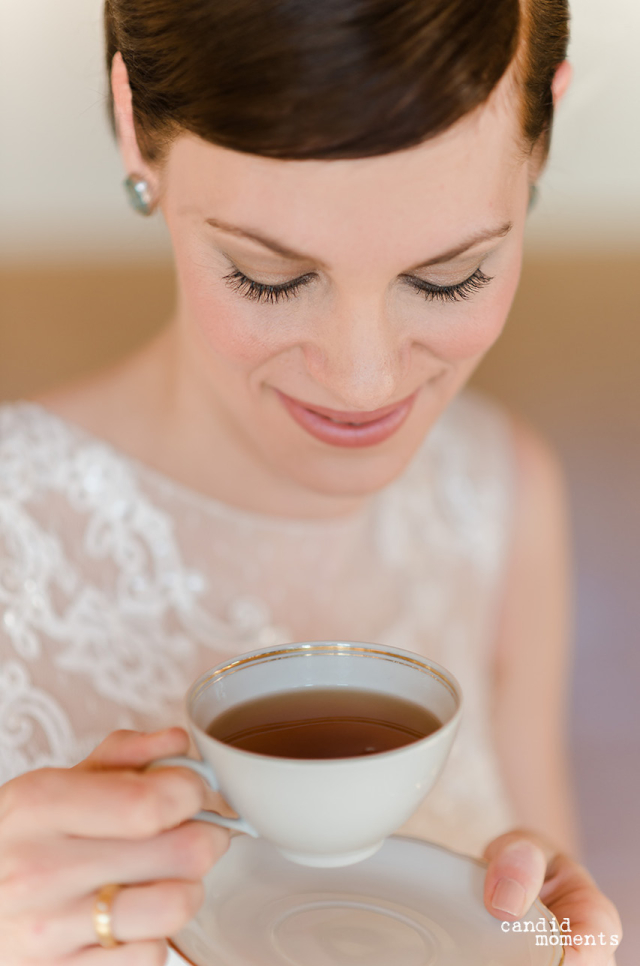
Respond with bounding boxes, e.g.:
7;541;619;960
1;0;638;959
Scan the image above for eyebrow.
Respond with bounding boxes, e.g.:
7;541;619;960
406;221;513;270
204;216;513;271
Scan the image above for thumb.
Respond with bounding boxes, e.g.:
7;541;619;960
77;727;191;771
483;831;548;921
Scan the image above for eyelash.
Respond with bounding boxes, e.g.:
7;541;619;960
222;268;315;304
403;268;494;303
222;266;494;305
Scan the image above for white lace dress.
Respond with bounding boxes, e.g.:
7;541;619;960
0;390;519;858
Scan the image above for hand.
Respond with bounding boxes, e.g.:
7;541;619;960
0;728;230;964
483;829;623;964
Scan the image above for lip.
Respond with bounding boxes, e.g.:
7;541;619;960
276;389;418;448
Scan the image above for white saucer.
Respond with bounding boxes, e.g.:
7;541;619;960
170;835;564;966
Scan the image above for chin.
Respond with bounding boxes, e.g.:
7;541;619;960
268;430;431;502
247;376;460;505
288;458;413;501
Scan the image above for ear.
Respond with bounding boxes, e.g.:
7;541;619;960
551;60;573;108
111;52;157;187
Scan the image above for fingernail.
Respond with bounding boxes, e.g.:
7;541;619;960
491;877;527;917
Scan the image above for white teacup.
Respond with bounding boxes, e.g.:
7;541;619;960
155;641;462;867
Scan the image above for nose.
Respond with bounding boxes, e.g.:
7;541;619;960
304;303;405;411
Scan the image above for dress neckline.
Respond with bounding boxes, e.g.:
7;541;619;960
15;400;388;535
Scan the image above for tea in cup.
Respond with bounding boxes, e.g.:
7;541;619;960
153;641;462;867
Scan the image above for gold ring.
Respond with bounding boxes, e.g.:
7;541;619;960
93;883;122;949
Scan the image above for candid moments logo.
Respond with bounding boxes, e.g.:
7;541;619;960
501;918;620;948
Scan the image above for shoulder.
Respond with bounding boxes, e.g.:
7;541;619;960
428;388;515;486
0;401;60;477
421;388;517;525
422;390;569;579
0;401;136;520
506;411;569;545
492;411;572;675
0;402;76;496
0;399;68;445
437;388;567;517
387;390;519;576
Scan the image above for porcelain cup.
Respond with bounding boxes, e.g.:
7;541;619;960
153;641;462;867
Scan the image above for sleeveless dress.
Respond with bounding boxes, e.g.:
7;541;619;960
0;390;519;858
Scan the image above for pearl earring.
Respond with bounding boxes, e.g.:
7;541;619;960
528;184;540;213
123;174;155;216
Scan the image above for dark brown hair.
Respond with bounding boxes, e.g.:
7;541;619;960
104;0;569;166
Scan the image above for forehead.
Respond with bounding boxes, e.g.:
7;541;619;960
167;71;526;263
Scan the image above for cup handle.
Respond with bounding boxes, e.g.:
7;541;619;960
148;755;259;837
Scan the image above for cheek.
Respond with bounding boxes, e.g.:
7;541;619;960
420;262;521;362
425;296;510;361
198;301;276;366
177;250;287;368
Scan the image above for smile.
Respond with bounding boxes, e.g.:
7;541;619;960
275;390;418;448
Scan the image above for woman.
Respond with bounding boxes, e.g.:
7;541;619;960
0;0;622;962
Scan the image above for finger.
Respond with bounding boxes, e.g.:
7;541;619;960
0;765;207;840
79;729;191;772
61;940;168;965
538;853;623;962
7;881;204;961
483;836;547;921
87;880;204;948
0;821;229;915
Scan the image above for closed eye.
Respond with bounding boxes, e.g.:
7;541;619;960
401;268;494;303
222;268;316;304
222;266;494;305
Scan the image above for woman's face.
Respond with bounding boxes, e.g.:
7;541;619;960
131;69;535;503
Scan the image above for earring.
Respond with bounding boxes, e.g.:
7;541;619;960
527;183;540;213
123;174;155;216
